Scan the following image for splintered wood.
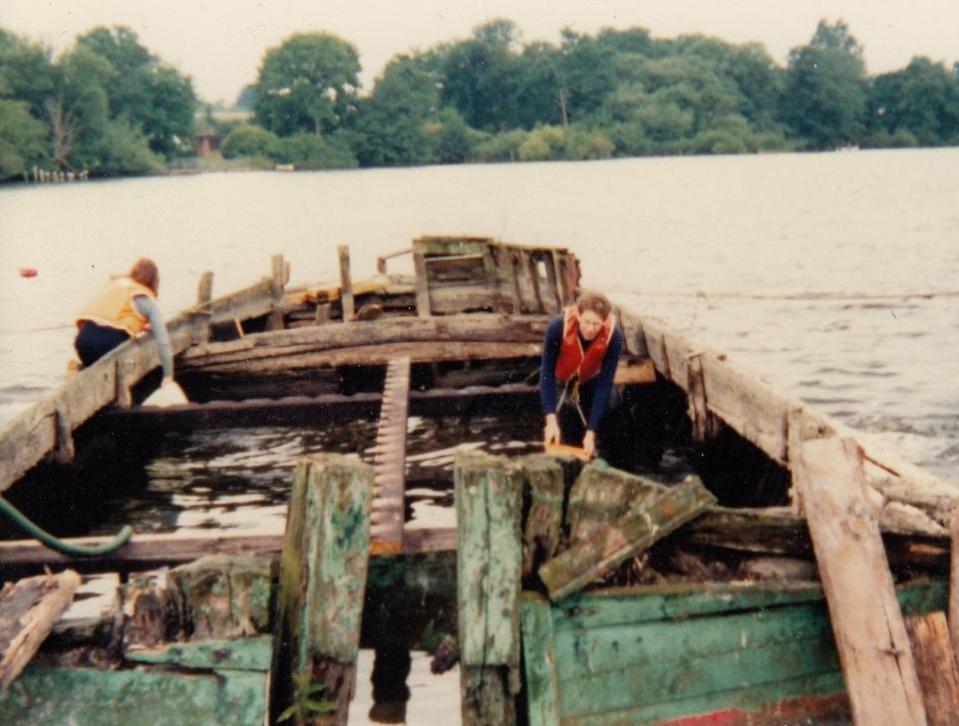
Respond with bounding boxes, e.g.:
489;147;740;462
371;356;410;555
795;436;928;726
0;570;81;690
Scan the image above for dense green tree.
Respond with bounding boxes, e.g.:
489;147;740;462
512;42;562;129
0;30;57;119
868;57;959;146
0;99;47;179
353;55;442;166
270;131;357;169
235;84;257;110
780;20;869;149
556;29;617;124
253;32;360;137
439;19;521;132
77;26;196;157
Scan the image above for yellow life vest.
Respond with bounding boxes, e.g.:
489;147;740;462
77;277;156;336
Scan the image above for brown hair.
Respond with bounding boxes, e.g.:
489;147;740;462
129;258;159;295
576;291;611;319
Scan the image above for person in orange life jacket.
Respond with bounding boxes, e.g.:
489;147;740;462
74;258;174;383
540;291;623;458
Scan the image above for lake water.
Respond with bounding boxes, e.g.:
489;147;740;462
1;148;958;485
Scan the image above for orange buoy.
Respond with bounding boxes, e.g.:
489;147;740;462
19;267;38;278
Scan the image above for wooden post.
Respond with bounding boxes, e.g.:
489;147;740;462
539;475;716;601
267;254;286;331
904;612;959;726
795;437;927;726
455;450;522;726
521;456;566;582
271;454;372;725
413;253;431;317
0;570;81;690
195;271;213;343
951;504;959;657
337;245;354;322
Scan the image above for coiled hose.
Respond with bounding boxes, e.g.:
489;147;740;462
0;495;132;557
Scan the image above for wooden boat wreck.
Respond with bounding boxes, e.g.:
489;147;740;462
0;235;958;724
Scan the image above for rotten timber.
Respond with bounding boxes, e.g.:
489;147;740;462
539;475;717;601
795;436;927;726
0;570;81;689
904;612;959;726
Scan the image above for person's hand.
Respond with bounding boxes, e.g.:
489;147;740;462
544;414;560;447
582;430;597;458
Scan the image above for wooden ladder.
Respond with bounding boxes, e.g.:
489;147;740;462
370;356;410;555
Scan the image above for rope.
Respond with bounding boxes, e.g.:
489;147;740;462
0;495;133;557
606;288;959;302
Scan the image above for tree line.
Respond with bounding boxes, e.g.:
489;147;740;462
2;19;958;180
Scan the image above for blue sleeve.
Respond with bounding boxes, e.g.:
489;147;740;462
133;295;174;378
539;316;564;415
587;328;622;431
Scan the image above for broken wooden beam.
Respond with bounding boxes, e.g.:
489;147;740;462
539;475;717;601
795;436;927;725
951;504;959;656
0;570;82;690
271;455;371;725
455;451;522;726
337;245;354;322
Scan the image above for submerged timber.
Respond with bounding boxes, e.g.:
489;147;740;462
0;236;957;724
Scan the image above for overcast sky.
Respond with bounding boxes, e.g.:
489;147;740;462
3;0;957;104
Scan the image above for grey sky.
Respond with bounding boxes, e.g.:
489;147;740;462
3;0;957;104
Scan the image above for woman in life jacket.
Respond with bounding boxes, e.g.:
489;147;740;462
539;291;623;458
74;258;175;384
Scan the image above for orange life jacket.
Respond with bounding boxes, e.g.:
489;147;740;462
77;277;156;336
554;306;615;383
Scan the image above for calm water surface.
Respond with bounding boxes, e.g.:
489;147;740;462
2;149;957;495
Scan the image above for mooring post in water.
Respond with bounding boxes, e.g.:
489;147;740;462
455;450;523;726
271;454;372;725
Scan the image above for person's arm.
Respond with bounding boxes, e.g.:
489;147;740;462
586;328;623;433
539;316;564;445
133;295;174;379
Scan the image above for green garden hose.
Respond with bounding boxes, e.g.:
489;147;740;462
0;495;132;557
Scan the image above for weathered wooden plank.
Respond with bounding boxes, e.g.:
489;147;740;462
558;631;841;719
184;341;543;374
126;636;273;672
540;476;717;601
267;254;287;331
550;579;947;635
904;611;959;725
455;450;522;725
0;570;82;690
0;526;457;569
337;246;354;322
178;314;547;366
520;593;561;726
0;666;268;725
795;436;927;726
271;455;372;725
195;270;214;344
701;352;790;464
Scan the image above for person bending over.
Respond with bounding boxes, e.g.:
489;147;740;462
539;291;622;459
75;257;174;384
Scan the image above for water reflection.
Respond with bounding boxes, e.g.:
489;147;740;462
80;415;542;538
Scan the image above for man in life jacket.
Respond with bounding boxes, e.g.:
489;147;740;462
74;258;175;384
540;291;623;458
